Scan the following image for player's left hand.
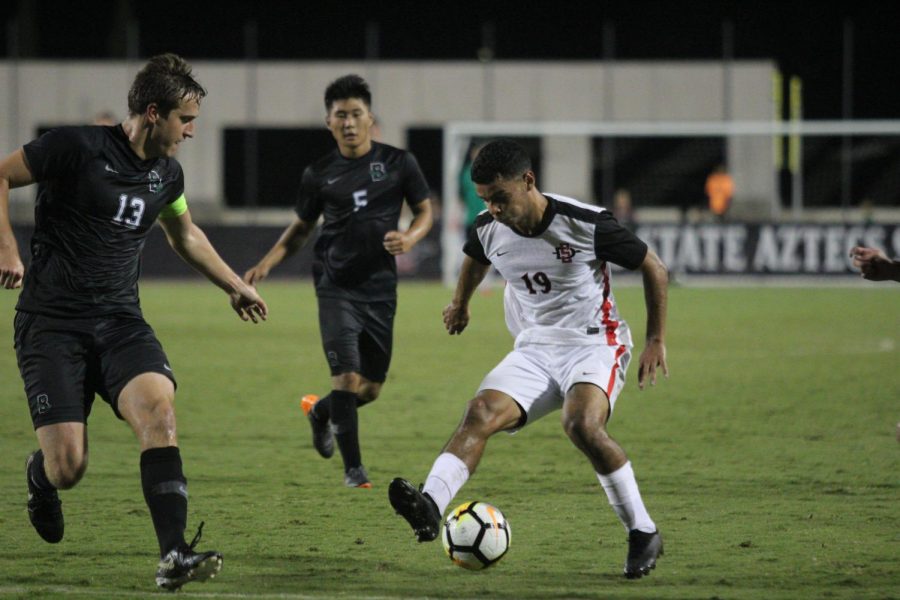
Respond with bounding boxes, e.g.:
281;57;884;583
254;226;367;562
637;338;668;390
383;231;413;255
229;285;268;323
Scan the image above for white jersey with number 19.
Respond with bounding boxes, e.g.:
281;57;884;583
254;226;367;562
463;193;648;349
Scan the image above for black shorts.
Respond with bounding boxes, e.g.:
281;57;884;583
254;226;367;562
317;296;395;383
13;311;177;429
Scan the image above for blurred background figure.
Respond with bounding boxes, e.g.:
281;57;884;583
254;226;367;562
459;141;484;239
612;188;636;232
850;245;900;282
91;110;117;125
705;164;734;221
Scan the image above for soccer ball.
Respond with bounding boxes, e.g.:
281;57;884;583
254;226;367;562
441;501;511;570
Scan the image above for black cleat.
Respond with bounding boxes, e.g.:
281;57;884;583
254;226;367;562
388;478;441;542
155;522;223;591
26;451;64;544
301;394;334;459
624;529;663;579
344;465;372;488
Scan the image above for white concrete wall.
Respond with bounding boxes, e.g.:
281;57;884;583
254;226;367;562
1;59;775;210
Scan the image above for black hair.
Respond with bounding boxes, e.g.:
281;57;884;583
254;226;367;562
470;139;532;184
127;53;206;117
324;74;372;110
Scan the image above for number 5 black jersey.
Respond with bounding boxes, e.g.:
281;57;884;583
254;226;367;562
295;142;430;302
18;125;186;318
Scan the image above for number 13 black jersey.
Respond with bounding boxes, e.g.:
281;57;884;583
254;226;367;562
18;125;186;318
463;194;648;347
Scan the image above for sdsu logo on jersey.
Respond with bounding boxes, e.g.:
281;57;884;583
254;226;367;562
554;243;580;263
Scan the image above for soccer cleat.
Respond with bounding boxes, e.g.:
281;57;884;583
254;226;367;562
301;394;334;459
623;529;663;579
344;465;372;489
26;451;64;544
155;521;223;591
388;477;441;542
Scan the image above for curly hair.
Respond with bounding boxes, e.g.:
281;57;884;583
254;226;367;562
470;139;532;184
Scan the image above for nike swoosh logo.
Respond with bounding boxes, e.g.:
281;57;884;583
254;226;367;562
496;251;508;257
163;364;173;372
326;176;342;185
105;164;119;174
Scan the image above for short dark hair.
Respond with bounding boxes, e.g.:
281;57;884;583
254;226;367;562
324;74;372;110
127;53;206;117
470;139;532;184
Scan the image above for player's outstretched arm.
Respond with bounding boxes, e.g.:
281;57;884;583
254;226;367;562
159;209;268;323
850;246;900;282
0;149;34;290
243;216;315;285
383;198;433;255
443;255;491;335
637;249;669;389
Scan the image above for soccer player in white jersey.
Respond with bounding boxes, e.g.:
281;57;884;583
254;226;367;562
389;139;669;579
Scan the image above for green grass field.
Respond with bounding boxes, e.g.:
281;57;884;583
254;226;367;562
0;280;897;599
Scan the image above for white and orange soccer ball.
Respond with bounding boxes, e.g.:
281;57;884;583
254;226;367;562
441;501;511;570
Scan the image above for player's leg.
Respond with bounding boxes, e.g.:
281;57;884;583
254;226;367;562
562;383;661;578
304;297;367;471
15;312;94;543
389;389;523;542
390;346;552;542
560;343;661;578
102;317;220;590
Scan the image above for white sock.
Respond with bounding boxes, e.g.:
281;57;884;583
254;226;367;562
596;461;656;533
422;452;470;515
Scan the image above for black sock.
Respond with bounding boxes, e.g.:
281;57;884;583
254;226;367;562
329;390;361;471
29;450;56;492
312;393;331;421
140;446;188;557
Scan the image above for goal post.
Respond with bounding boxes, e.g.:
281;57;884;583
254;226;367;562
440;119;900;286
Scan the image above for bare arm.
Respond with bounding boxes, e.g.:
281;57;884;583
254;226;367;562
243;215;316;285
637;248;669;389
0;149;34;289
158;209;267;323
442;255;491;335
383;198;434;255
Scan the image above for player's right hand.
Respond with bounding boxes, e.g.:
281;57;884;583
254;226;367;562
0;249;24;289
443;302;470;335
243;265;268;286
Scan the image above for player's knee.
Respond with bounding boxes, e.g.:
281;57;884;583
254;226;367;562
47;454;88;489
461;394;507;433
357;383;381;405
562;411;608;446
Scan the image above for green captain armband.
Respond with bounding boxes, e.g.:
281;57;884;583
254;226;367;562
158;194;188;219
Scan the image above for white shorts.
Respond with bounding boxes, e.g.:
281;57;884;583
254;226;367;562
478;343;631;430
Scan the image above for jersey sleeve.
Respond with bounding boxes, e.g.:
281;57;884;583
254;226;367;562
294;165;323;222
593;210;648;270
401;152;431;206
462;213;493;265
22;127;91;181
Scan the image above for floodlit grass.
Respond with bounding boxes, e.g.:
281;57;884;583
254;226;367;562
0;280;897;599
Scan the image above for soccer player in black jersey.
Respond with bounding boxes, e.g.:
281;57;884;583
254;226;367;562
244;74;433;489
0;54;267;591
